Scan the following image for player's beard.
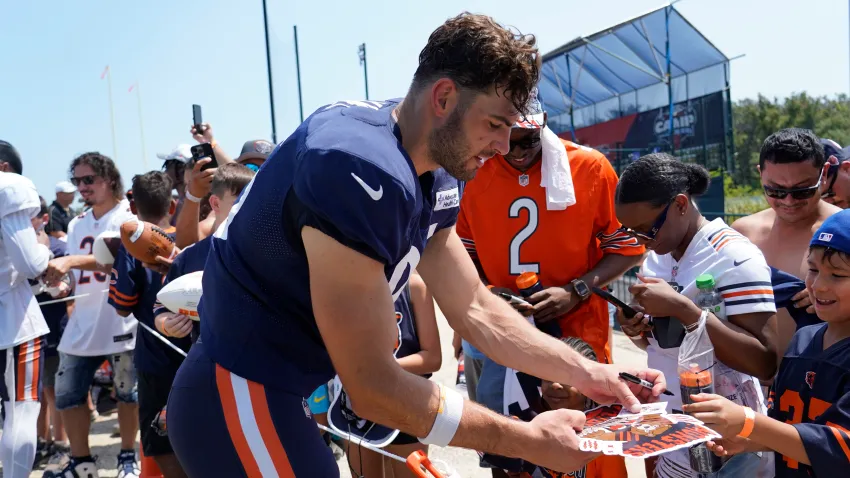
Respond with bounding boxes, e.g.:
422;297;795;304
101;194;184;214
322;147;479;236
428;107;475;182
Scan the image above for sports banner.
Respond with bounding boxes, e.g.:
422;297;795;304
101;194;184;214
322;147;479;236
561;92;726;156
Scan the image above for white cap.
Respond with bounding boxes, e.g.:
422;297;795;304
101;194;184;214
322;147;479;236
55;181;76;194
157;144;193;164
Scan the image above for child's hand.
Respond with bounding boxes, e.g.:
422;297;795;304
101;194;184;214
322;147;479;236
682;393;747;438
155;313;194;338
706;436;750;457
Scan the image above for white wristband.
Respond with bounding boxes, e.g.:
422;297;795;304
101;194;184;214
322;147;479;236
419;383;463;447
184;190;202;203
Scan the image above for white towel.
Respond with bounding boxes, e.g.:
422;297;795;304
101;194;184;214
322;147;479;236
539;126;576;211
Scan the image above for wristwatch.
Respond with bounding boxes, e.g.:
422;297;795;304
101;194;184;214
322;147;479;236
571;279;591;301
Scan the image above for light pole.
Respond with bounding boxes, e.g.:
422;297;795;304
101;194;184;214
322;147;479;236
358;43;369;100
262;0;278;143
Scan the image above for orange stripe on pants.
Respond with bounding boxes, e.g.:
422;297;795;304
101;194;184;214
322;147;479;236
29;339;41;401
247;381;295;477
215;365;262;477
16;341;28;401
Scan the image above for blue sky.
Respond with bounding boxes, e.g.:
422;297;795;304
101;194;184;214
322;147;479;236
2;0;849;199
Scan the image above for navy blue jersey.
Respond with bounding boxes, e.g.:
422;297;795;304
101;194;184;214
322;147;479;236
199;99;461;396
36;238;69;357
393;284;432;379
771;267;822;330
768;323;850;477
152;235;210;344
109;232;191;376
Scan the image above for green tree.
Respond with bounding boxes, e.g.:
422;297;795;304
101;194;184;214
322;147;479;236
732;93;850;188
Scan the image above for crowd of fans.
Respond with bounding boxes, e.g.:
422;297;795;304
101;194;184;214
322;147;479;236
2;13;850;478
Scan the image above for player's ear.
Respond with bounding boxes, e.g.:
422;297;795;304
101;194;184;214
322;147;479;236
168;199;177;215
129;200;137;215
429;78;458;120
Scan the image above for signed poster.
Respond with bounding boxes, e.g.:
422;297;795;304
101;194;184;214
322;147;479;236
578;403;720;458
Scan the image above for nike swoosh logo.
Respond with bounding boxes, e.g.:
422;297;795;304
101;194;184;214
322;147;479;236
351;173;383;200
313;395;327;403
733;258;751;267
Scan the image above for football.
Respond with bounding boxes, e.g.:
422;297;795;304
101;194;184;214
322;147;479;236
93;230;122;266
119;219;176;264
156;271;203;321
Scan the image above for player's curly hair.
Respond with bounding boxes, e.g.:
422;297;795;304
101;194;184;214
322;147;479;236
616;153;710;208
413;12;539;115
69;152;125;201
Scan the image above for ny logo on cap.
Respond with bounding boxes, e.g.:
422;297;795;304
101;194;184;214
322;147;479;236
819;232;833;242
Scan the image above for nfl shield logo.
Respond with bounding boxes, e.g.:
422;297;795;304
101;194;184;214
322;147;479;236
518;174;529;187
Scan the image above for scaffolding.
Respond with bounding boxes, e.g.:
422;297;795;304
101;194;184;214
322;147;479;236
538;4;734;173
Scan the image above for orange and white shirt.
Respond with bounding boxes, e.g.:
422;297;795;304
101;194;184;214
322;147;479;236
456;140;644;363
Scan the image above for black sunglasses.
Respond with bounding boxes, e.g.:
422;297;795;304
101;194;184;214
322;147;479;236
822;163;840;199
763;170;824;200
618;201;673;242
70;175;96;186
509;135;541;151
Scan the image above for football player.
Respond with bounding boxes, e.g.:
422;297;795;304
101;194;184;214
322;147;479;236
167;13;666;476
687;209;850;478
0;141;51;478
42;153;140;478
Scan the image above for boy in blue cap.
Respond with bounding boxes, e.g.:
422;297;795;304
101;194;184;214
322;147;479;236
685;209;850;477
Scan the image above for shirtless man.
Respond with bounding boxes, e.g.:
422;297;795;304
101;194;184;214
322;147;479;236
733;129;840;361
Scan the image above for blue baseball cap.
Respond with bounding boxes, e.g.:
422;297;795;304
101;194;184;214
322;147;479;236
810;209;850;254
821;138;845;161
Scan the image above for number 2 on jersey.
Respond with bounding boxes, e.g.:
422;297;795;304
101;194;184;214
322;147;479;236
509;198;539;275
78;236;107;284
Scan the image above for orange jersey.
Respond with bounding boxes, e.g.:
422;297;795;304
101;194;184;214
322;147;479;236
585;455;628;478
456;140;644;363
539;454;627;478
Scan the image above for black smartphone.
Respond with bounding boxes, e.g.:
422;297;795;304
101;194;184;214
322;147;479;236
190;143;217;171
192;104;203;134
591;286;637;318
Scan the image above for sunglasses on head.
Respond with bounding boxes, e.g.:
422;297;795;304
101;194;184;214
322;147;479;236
618;201;674;242
763;169;824;200
70;175;96;186
509;135;541;151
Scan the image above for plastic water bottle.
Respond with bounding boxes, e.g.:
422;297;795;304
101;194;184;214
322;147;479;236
455;353;467;393
515;272;561;337
695;274;725;321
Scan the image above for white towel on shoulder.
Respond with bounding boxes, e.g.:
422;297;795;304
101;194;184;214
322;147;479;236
539;126;576;211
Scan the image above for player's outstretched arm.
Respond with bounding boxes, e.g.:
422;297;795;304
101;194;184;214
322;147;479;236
303;226;596;472
416;227;666;413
